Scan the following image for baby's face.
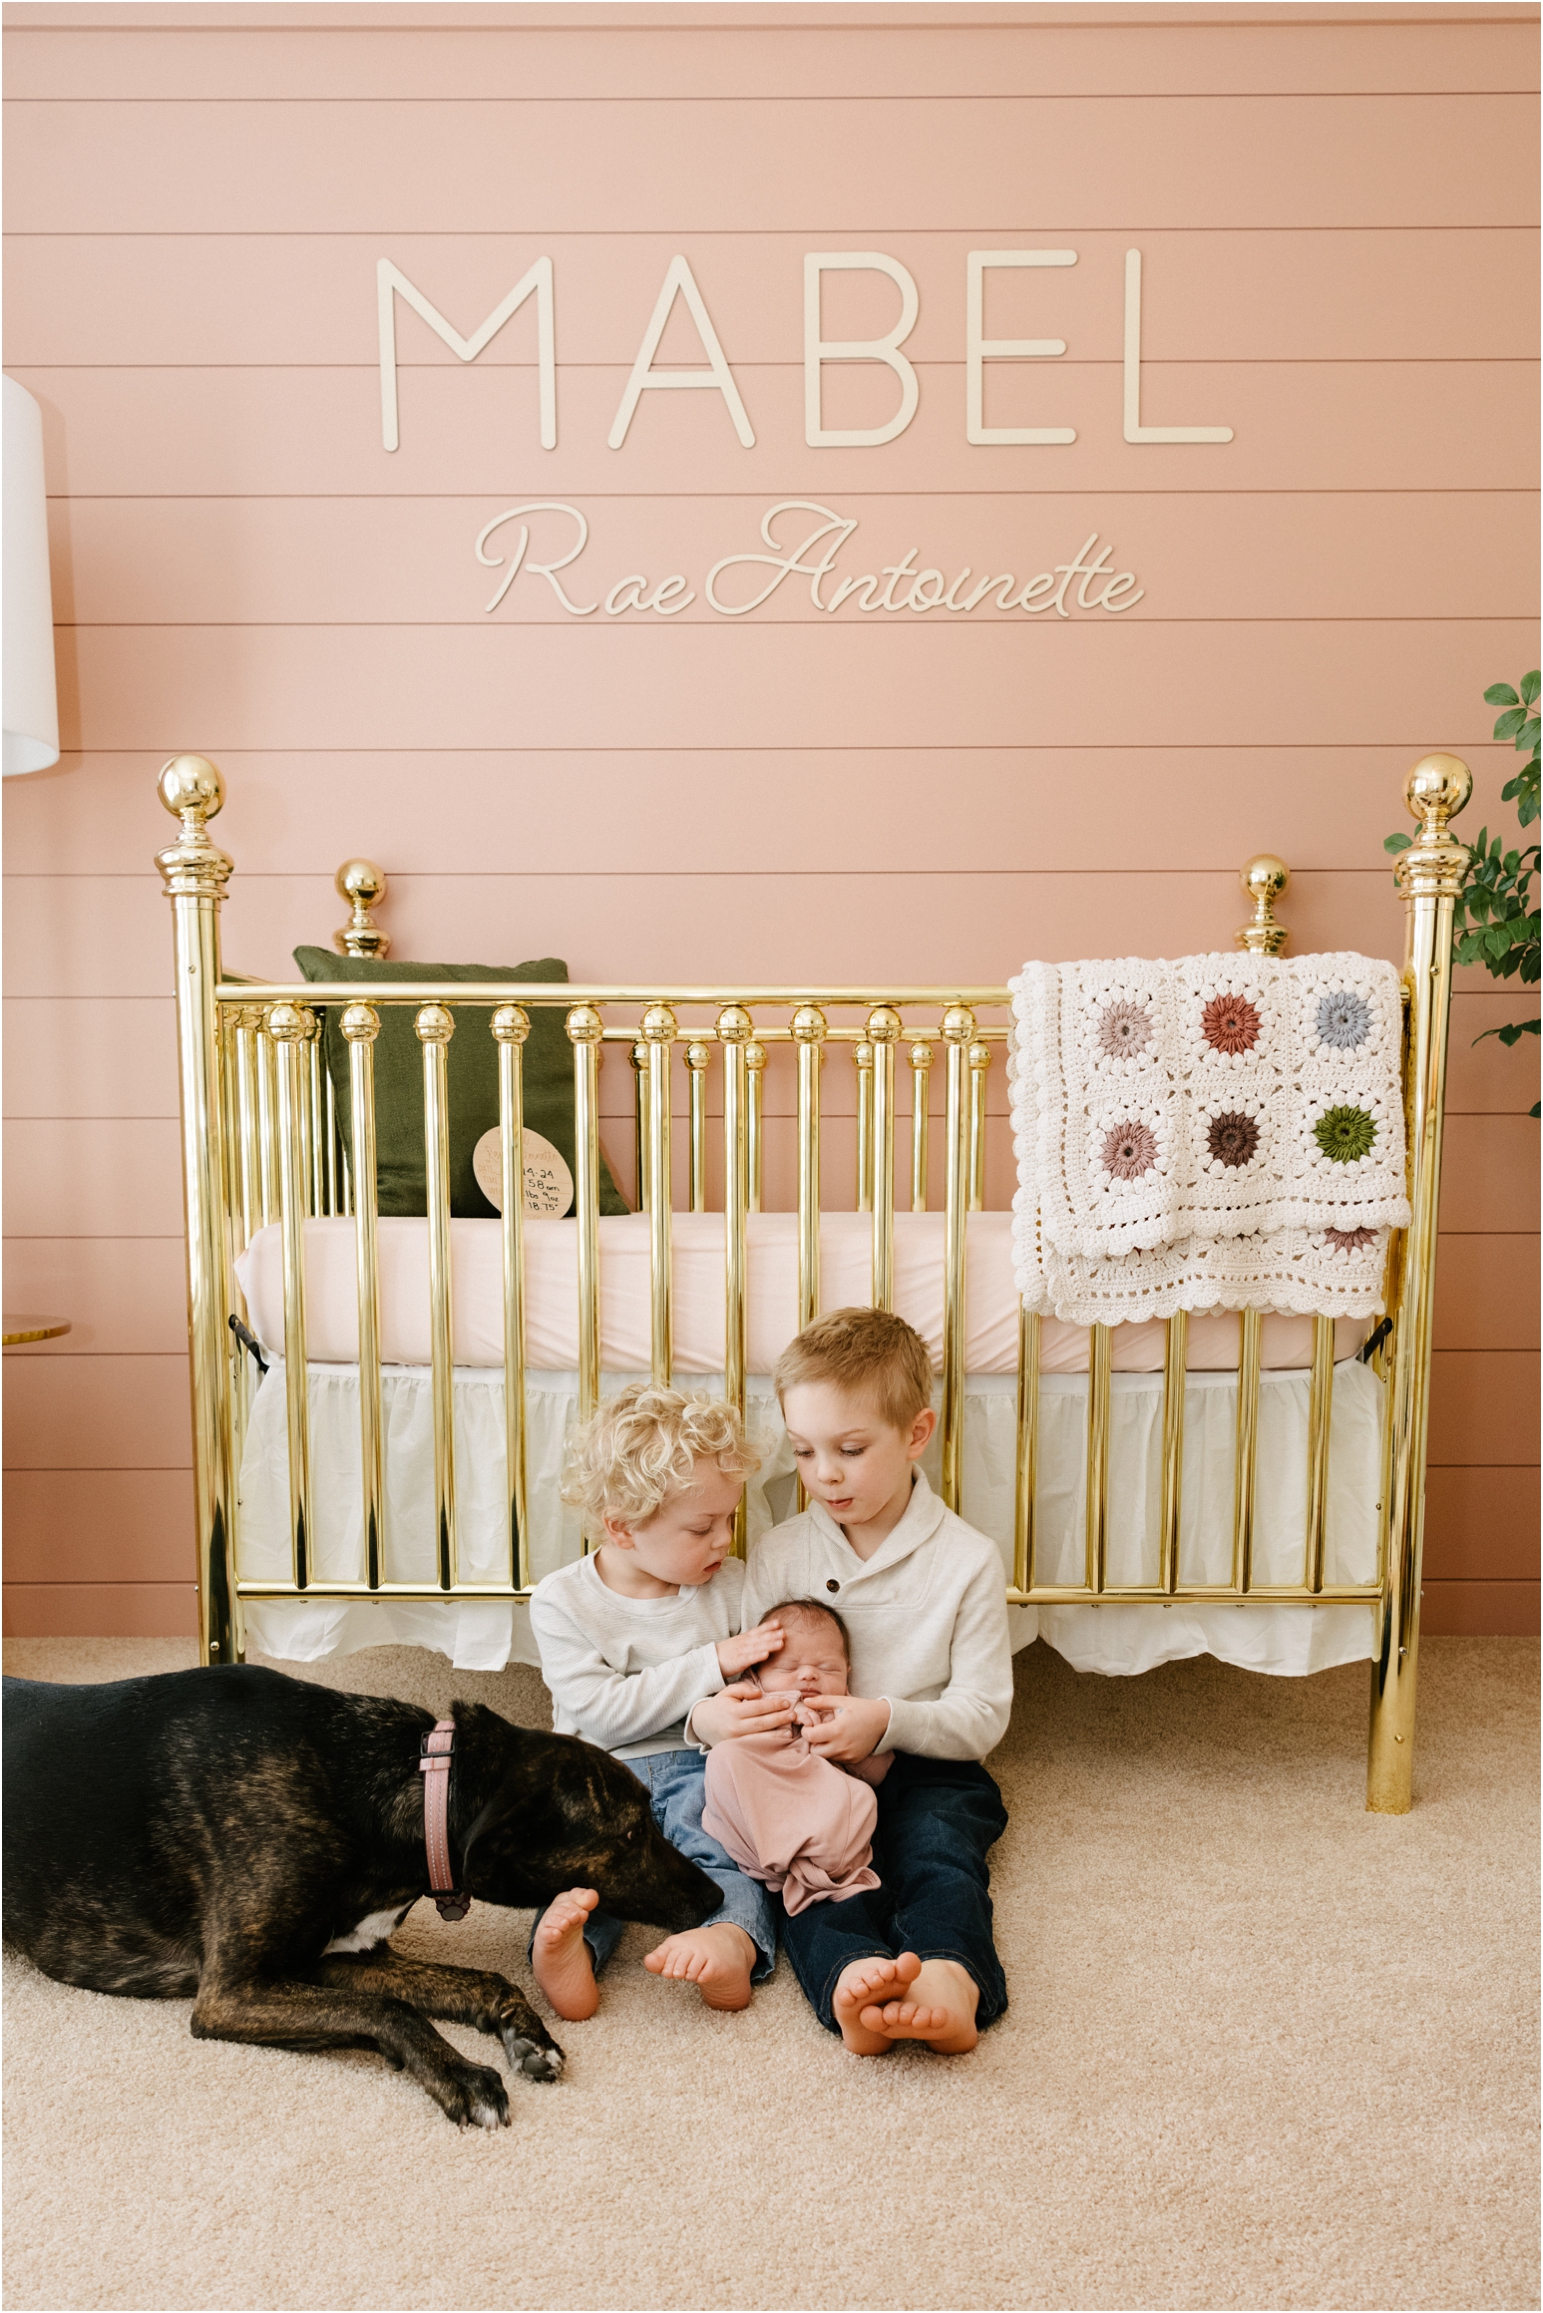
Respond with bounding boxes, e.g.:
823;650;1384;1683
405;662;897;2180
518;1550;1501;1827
756;1616;850;1701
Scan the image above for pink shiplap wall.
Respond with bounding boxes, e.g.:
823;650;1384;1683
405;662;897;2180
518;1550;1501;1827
3;0;1538;1638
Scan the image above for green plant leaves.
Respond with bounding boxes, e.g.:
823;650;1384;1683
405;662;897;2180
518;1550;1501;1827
1523;672;1541;706
1485;683;1520;706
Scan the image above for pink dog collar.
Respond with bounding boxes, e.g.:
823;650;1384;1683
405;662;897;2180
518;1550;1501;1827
419;1720;471;1921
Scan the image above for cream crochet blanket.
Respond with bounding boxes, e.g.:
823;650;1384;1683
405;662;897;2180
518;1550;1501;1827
1009;952;1410;1325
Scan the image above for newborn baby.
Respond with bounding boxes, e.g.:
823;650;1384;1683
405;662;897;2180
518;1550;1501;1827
700;1598;889;1914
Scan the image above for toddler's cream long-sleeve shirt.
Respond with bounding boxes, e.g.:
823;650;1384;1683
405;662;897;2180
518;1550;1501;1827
739;1470;1012;1761
529;1553;739;1758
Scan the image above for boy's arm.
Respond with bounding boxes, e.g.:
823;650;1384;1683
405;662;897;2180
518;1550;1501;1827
529;1597;726;1753
878;1550;1014;1760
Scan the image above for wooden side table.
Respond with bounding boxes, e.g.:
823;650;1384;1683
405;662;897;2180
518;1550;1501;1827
2;1317;71;1347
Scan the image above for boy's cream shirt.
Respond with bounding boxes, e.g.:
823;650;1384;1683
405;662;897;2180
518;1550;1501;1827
737;1470;1013;1761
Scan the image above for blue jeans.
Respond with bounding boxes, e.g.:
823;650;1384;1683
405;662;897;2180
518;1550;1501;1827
778;1753;1009;2034
533;1748;777;1984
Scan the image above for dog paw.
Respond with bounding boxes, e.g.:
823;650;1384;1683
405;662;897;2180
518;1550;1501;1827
503;2030;565;2083
441;2061;510;2130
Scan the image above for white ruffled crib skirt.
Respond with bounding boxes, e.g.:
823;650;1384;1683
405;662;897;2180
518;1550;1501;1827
238;1362;1382;1683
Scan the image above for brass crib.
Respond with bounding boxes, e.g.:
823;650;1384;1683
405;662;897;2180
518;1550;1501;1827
155;754;1473;1812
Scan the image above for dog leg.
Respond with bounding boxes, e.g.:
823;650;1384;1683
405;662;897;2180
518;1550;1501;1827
311;1951;565;2083
191;1974;511;2128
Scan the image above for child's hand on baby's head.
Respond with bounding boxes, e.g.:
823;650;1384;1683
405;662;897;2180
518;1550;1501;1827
715;1621;787;1679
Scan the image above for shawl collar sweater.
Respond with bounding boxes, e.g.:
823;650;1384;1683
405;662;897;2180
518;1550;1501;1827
740;1471;1012;1761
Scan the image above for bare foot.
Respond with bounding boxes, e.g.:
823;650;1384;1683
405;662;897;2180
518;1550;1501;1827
832;1951;923;2055
531;1888;600;2021
643;1921;755;2010
859;1954;980;2054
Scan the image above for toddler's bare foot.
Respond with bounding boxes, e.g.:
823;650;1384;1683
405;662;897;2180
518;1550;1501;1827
643;1921;755;2010
832;1951;923;2054
859;1954;980;2054
531;1888;600;2021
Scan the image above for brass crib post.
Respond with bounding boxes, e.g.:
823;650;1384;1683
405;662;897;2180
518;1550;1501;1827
1368;754;1471;1813
643;1003;676;1386
334;858;390;959
793;1006;825;1331
968;1040;991;1211
686;1041;710;1215
268;1002;316;1593
340;1004;384;1591
719;1006;752;1552
868;1007;901;1310
854;1041;874;1212
940;1006;974;1513
909;1040;933;1212
569;1006;604;1430
306;1022;325;1216
493;1006;530;1592
417;1003;457;1591
746;1039;766;1213
156;758;240;1666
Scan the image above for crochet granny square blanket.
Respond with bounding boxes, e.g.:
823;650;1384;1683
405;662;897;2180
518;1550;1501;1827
1009;952;1410;1326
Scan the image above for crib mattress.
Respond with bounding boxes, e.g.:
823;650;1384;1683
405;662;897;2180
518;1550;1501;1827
235;1212;1370;1378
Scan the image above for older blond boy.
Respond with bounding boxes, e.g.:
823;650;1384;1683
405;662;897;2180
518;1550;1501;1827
692;1307;1013;2055
528;1384;791;2020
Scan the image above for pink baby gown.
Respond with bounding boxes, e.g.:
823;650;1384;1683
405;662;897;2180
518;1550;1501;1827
701;1729;883;1913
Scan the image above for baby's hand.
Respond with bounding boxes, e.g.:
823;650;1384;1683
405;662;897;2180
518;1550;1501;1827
715;1621;786;1679
691;1682;796;1748
799;1693;891;1765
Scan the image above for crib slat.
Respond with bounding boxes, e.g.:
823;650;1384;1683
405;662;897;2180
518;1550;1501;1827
869;1007;900;1311
747;1039;766;1214
720;1005;751;1549
342;1004;384;1591
686;1040;709;1214
1305;1313;1335;1594
569;1006;604;1437
855;1040;874;1212
1232;1308;1263;1594
909;1040;932;1213
1086;1324;1112;1594
494;1007;530;1594
968;1040;991;1212
257;1023;279;1227
1013;1307;1040;1593
940;1006;974;1513
234;1010;260;1250
1159;1311;1189;1594
632;1041;649;1214
794;1007;825;1333
643;1004;676;1386
306;1032;325;1216
418;1004;458;1592
268;1004;314;1592
323;1061;340;1218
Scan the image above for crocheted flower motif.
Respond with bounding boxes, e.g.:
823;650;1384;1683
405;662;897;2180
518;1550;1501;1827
1200;994;1260;1055
1317;990;1372;1050
1324;1225;1377;1255
1097;1001;1152;1060
1100;1121;1158;1181
1206;1110;1260;1169
1314;1106;1378;1165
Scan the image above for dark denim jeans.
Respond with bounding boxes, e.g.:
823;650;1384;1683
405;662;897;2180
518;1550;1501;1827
778;1752;1009;2034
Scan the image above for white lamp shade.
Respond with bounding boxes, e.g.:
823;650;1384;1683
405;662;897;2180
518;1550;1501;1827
3;376;60;778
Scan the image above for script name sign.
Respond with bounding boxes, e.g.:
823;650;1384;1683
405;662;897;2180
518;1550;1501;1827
474;502;1143;622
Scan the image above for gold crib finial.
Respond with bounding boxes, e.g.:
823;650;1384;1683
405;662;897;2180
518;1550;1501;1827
334;859;389;958
1236;854;1290;957
156;754;232;899
1396;753;1472;901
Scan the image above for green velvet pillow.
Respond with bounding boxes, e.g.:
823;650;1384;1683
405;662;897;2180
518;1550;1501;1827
294;949;628;1220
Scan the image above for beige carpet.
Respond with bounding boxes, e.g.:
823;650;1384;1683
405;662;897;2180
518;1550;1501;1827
2;1636;1536;2313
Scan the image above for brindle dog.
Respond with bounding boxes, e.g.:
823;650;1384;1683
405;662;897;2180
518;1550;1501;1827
3;1665;718;2128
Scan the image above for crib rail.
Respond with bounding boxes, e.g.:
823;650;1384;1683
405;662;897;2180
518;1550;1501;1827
156;750;1472;1812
